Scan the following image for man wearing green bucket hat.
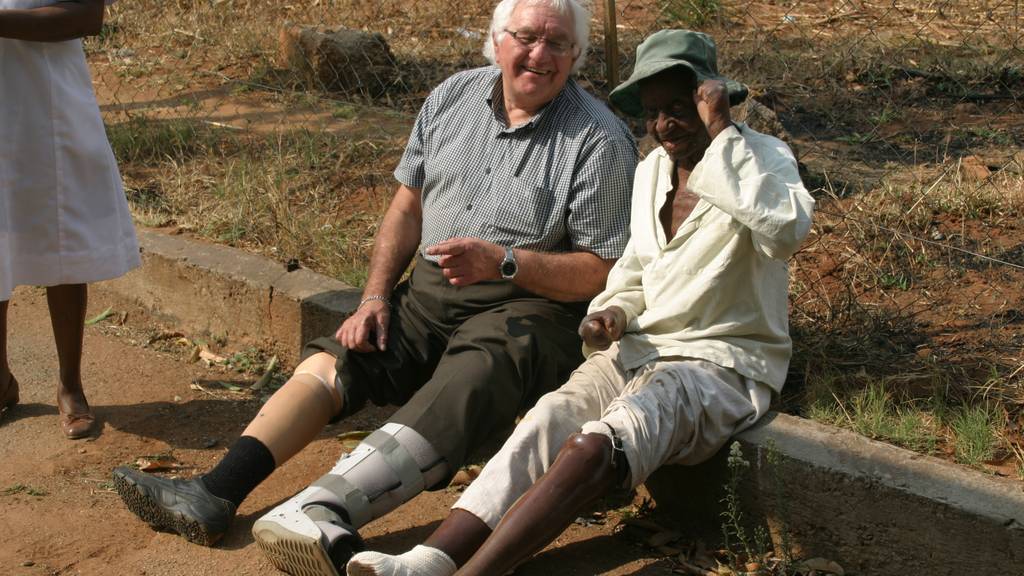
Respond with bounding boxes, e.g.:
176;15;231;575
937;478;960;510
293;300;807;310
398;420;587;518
345;29;814;576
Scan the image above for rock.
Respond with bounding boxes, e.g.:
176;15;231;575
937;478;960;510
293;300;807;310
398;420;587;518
960;155;992;181
279;23;397;97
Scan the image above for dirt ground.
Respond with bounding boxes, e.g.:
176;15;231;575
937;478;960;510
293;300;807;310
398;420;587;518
0;286;687;576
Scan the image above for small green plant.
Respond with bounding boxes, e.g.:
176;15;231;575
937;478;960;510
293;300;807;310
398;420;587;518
878;272;911;291
4;484;48;497
720;441;757;569
225;347;268;374
765;440;792;572
950;404;999;467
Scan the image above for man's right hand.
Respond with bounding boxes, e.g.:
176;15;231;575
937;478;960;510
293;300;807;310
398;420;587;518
578;306;627;351
336;299;390;352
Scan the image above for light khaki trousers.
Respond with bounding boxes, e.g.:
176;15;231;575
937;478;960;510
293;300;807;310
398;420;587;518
455;344;772;528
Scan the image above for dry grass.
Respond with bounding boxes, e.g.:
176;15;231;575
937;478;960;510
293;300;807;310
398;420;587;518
87;0;1024;476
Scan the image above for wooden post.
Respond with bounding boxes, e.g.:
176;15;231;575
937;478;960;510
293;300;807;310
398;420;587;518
603;0;619;89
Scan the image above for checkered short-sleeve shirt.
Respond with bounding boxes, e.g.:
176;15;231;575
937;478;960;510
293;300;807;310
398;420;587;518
395;67;637;260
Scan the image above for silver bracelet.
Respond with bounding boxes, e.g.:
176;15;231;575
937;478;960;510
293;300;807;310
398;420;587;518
358;295;391;309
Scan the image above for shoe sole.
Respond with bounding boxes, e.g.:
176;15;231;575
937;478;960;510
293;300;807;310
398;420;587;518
112;472;220;546
253;518;340;576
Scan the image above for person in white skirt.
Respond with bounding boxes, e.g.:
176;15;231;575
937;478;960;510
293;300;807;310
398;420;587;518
0;0;139;438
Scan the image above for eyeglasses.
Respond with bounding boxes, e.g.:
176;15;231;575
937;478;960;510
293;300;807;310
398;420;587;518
503;28;576;56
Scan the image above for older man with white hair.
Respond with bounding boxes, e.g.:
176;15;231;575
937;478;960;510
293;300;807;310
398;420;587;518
111;1;636;575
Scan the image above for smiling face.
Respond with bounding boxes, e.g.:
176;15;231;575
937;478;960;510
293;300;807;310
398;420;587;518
494;2;576;117
639;67;712;168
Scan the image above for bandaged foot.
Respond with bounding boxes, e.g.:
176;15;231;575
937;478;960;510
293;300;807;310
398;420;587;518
346;545;456;576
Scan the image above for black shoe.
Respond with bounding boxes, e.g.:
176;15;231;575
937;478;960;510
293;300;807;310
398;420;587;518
112;466;237;546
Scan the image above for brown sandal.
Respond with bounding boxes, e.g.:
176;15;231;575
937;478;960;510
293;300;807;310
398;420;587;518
1;374;18;414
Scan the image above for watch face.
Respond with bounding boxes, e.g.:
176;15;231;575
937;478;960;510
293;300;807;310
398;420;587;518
501;260;517;277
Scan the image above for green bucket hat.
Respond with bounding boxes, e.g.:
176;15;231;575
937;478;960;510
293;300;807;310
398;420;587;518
609;29;748;118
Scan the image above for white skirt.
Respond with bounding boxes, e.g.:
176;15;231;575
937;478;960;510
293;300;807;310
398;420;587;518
0;14;139;301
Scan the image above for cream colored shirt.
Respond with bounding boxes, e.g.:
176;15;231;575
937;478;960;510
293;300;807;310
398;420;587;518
587;124;815;392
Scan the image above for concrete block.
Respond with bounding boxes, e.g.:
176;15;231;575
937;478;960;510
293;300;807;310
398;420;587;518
96;228;361;363
644;413;1024;575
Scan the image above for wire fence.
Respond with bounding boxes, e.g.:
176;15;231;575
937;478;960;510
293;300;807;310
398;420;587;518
88;0;1024;467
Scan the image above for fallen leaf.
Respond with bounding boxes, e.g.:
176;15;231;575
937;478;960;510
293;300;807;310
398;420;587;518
337;430;371;451
647;530;682;548
450;465;482;487
200;349;226;364
85;307;115;326
798;558;845;575
252;355;279;391
135;456;185;472
219;381;243;392
619;517;667;532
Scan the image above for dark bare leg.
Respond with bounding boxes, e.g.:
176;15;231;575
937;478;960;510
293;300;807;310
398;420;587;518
1;299;9;382
455;433;620;575
46;284;89;416
423;509;492;567
0;299;16;409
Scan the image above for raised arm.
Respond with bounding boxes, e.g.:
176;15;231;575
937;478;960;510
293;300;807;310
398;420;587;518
689;81;814;261
335;184;423;352
0;0;105;42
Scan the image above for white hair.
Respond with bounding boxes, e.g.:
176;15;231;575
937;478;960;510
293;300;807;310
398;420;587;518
483;0;591;73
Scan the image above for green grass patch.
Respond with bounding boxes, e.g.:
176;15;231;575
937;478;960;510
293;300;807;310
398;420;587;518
807;382;940;455
950;405;1000;467
3;484;48;497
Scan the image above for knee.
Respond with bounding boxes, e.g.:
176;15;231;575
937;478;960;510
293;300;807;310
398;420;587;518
295;352;338;379
556;433;615;485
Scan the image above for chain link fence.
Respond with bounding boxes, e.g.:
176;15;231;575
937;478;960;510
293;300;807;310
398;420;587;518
88;0;1024;470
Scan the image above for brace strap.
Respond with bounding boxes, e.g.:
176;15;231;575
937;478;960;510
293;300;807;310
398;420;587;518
311;473;373;527
364;428;426;497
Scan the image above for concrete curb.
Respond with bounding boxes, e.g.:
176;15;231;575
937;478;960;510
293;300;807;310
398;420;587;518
97;228;361;364
99;228;1024;575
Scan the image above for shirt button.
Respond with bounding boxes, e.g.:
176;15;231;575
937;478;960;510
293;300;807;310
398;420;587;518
466;204;472;210
484;167;491;174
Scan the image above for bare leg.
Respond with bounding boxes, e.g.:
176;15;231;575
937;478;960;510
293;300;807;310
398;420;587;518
0;299;16;409
455;433;620;576
1;299;9;383
46;284;89;416
424;509;492;567
241;351;342;465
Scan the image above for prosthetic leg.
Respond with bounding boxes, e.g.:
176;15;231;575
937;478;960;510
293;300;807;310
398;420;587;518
253;422;448;576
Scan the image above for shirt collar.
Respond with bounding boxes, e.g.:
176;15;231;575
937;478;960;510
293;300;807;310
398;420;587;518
485;69;571;133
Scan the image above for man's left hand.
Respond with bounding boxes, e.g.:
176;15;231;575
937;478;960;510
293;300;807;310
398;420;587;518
426;237;504;286
694;79;733;141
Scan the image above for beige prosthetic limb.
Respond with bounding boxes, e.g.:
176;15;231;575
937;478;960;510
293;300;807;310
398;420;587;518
241;351;342;466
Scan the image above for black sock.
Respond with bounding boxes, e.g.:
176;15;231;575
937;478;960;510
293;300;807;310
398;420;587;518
200;435;276;508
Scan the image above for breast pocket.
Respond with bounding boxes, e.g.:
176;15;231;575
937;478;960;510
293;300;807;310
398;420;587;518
490;184;557;243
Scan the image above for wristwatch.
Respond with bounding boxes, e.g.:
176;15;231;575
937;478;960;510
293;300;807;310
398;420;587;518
500;246;518;280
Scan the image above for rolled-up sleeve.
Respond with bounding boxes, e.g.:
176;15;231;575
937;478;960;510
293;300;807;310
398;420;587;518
689;125;814;261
